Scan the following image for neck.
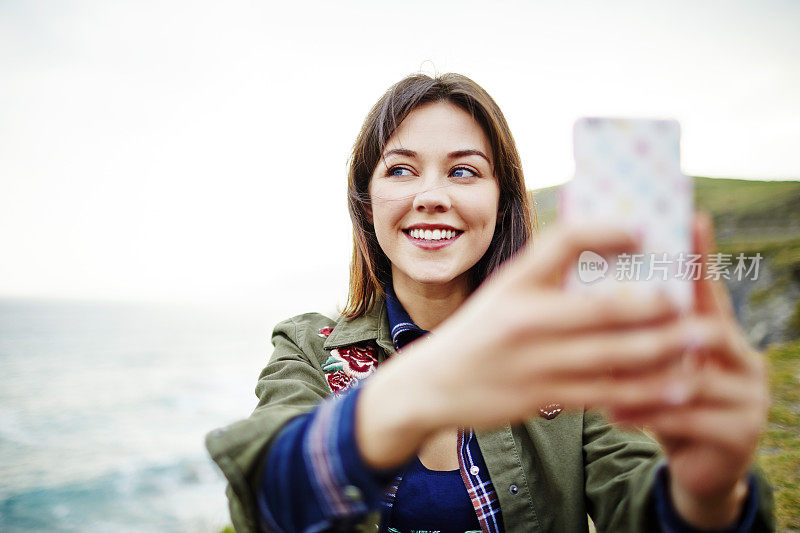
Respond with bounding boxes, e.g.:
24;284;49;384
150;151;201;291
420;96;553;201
391;275;471;331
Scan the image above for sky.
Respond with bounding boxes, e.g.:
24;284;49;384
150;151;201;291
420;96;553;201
1;0;798;310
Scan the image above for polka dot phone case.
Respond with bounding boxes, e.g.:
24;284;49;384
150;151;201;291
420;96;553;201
559;117;694;313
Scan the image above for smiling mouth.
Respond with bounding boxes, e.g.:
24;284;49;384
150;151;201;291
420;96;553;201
402;228;464;242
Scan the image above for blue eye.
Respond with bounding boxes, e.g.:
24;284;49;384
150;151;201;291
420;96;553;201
388;166;413;176
452;167;477;178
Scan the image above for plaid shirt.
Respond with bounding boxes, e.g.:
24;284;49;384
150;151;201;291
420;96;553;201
382;283;504;533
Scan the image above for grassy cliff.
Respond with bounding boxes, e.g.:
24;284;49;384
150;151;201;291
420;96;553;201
760;339;800;531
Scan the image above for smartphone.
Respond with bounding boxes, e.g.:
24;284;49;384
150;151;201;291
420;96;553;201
559;117;694;313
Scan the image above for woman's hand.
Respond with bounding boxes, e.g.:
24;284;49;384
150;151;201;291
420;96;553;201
607;212;770;529
407;220;704;430
356;220;690;470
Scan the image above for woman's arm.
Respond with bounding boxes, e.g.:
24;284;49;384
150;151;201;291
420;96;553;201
257;382;406;533
206;314;376;533
354;332;446;471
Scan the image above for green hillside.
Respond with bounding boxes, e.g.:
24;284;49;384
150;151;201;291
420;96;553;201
532;177;800;237
532;177;800;342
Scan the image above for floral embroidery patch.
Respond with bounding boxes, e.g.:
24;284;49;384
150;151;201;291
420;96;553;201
317;326;334;338
318;327;379;397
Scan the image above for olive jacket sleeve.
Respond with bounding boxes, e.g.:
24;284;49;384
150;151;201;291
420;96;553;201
205;313;352;533
581;411;775;532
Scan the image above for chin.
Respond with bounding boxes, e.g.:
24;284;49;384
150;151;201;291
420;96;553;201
415;277;453;286
409;270;469;287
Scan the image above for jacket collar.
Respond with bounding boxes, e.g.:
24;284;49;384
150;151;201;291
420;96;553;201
322;291;395;361
383;282;428;351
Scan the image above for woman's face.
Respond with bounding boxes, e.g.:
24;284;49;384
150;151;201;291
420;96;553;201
368;100;500;293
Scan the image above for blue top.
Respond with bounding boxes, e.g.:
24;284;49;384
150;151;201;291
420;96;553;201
388;455;482;533
383;283;483;533
256;282;760;533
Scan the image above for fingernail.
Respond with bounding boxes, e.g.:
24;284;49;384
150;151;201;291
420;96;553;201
628;230;643;248
663;380;689;405
656;289;679;311
683;322;708;352
614;226;640;247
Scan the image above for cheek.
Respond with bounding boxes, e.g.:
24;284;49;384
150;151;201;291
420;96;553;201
370;197;405;240
466;192;500;232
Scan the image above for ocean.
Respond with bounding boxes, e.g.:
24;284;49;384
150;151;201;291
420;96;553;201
0;298;288;532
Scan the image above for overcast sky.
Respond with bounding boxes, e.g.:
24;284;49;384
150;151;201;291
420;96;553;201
1;0;798;310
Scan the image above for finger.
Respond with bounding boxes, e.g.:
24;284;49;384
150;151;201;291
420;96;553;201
690;215;763;372
529;316;706;378
550;371;678;412
509;289;681;339
690;315;763;373
510;222;641;288
631;406;765;455
606;365;764;419
531;313;760;381
693;212;736;318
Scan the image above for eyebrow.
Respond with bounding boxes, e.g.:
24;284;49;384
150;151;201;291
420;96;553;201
382;148;492;166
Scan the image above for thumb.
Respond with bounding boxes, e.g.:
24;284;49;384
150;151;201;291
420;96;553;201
693;212;736;318
506;222;641;288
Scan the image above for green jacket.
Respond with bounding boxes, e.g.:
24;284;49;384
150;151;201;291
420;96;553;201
205;294;775;532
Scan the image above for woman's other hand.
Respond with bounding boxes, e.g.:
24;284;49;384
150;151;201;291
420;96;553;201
607;212;769;529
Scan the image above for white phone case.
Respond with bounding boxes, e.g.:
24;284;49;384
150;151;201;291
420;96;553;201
559;117;694;312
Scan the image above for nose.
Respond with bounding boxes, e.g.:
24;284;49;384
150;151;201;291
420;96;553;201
411;174;452;213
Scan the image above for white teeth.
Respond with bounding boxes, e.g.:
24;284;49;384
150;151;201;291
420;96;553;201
407;229;460;241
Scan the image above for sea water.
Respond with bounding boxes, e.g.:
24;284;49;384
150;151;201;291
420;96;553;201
0;298;284;532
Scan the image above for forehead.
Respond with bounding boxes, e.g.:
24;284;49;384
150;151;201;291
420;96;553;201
384;101;493;162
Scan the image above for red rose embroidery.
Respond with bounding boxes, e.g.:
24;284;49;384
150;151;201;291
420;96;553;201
318;326;334;338
333;344;377;378
322;341;378;396
326;370;357;396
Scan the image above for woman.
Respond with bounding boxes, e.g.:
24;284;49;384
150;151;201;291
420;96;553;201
206;73;774;532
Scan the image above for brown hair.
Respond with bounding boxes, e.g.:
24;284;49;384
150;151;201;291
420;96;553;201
340;72;537;319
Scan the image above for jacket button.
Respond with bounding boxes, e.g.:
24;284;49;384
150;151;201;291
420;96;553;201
469;465;480;476
509;484;519;495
